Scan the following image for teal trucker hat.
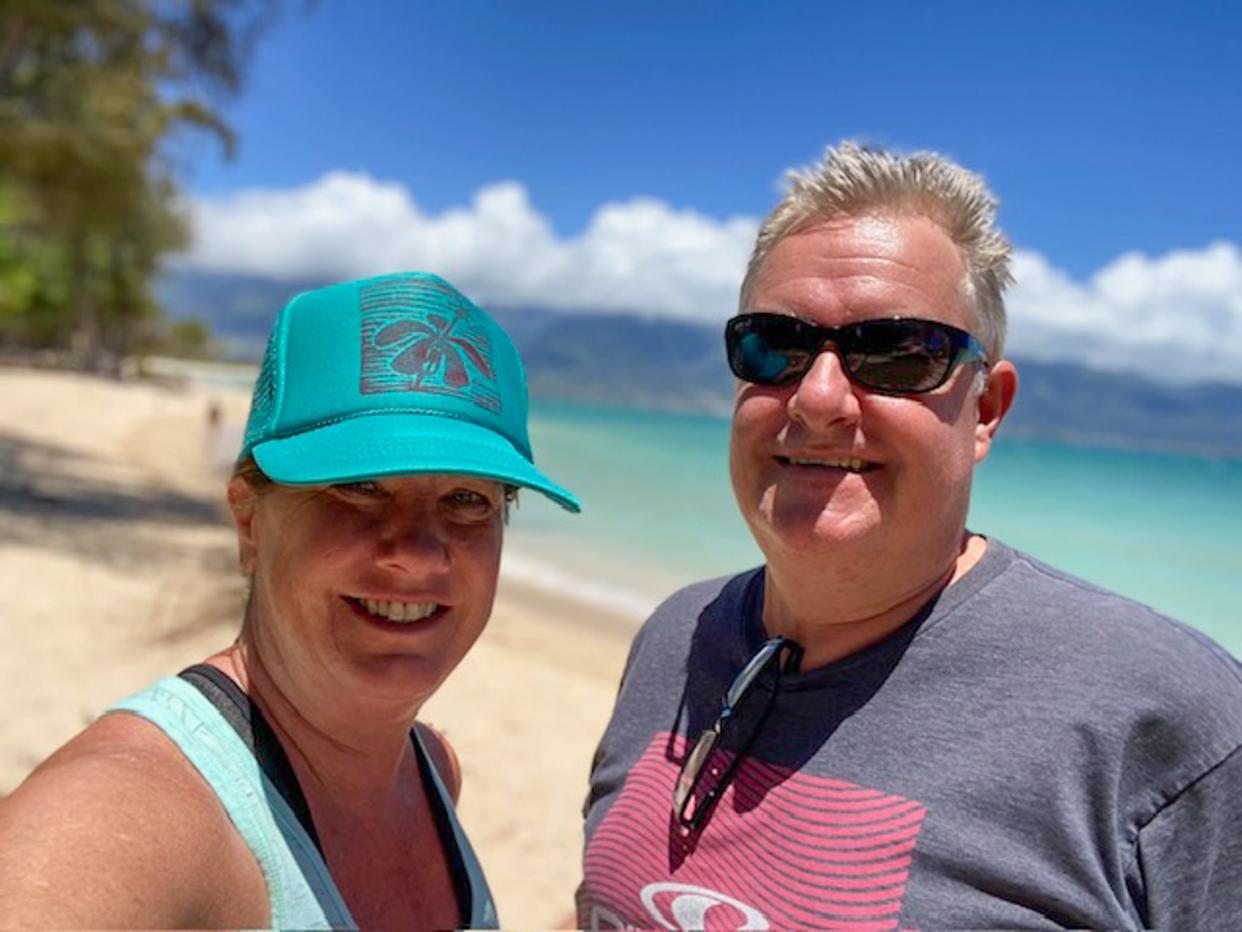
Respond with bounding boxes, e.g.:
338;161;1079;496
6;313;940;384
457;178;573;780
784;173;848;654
237;272;579;512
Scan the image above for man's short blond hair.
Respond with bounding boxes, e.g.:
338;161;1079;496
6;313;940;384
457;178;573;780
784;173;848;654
740;141;1014;360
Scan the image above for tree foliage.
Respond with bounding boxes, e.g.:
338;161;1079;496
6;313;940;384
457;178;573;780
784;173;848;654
0;0;281;371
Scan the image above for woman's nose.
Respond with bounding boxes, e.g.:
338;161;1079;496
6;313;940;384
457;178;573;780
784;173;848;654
376;511;451;573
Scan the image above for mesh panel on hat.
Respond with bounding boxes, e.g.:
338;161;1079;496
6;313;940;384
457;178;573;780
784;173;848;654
242;333;281;457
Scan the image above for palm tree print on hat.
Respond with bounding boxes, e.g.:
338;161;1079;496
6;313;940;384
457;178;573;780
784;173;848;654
359;280;502;412
373;306;494;389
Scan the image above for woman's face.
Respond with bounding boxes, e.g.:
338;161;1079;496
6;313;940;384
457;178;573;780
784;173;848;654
229;473;505;715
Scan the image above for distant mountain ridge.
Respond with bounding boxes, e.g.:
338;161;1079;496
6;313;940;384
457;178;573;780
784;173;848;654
158;269;1242;458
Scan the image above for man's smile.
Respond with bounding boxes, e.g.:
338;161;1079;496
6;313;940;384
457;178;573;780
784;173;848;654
774;454;880;474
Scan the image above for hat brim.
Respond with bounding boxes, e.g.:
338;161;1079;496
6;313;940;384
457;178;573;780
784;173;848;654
251;413;580;513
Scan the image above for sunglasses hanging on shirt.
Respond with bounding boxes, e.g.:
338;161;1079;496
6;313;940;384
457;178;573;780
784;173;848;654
673;637;803;833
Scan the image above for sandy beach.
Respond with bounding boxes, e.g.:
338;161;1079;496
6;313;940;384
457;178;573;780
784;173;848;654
0;364;631;928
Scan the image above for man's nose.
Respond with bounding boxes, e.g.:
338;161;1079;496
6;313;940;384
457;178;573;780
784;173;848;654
786;346;862;430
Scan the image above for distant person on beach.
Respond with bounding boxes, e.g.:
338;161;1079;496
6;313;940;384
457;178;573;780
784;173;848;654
203;397;223;461
0;273;578;928
577;143;1242;930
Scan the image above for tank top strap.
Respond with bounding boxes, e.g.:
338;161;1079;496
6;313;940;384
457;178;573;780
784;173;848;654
108;677;357;930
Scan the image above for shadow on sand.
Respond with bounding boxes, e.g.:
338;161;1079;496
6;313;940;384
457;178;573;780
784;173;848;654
0;429;229;573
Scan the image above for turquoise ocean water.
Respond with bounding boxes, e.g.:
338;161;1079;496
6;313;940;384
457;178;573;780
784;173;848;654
198;358;1239;659
510;399;1241;658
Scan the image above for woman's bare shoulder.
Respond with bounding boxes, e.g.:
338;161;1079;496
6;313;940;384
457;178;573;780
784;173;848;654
0;711;267;927
415;721;462;803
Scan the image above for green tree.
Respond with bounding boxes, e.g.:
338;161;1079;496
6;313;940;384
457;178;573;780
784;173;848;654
0;0;284;370
158;317;216;360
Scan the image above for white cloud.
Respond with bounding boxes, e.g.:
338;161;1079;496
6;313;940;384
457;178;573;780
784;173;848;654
181;172;1242;385
1008;242;1242;384
182;170;756;321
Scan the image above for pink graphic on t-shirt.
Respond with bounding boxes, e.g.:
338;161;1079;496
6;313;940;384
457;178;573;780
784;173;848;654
580;732;927;931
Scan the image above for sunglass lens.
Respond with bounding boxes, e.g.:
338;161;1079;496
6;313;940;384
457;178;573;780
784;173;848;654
728;317;810;385
846;320;955;393
674;728;720;824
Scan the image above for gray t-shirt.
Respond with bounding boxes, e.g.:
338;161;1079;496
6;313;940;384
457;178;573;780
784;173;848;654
578;539;1242;930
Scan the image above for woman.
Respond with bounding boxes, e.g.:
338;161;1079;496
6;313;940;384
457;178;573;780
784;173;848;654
0;272;578;928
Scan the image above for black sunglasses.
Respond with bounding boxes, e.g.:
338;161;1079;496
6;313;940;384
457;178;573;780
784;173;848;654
672;637;802;832
725;312;989;395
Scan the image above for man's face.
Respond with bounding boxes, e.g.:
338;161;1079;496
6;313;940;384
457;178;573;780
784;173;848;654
729;213;1011;581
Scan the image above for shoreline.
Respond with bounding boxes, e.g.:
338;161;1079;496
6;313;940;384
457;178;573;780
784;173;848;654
0;363;628;927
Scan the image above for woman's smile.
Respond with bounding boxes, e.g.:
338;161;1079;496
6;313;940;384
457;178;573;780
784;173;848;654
344;595;448;627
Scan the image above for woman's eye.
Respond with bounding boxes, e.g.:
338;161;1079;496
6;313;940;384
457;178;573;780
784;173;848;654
445;488;498;520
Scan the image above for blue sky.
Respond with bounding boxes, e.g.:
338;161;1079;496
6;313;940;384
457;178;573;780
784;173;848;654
180;1;1242;383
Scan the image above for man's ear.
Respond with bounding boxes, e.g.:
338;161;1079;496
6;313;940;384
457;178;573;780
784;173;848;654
974;360;1018;464
227;475;259;575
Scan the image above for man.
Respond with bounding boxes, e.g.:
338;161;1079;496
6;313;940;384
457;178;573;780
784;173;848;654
577;143;1242;930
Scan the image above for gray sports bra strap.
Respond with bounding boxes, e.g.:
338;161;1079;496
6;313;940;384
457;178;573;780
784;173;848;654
413;727;500;929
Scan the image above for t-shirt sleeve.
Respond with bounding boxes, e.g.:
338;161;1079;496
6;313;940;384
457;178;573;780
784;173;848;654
1135;745;1242;930
580;619;649;819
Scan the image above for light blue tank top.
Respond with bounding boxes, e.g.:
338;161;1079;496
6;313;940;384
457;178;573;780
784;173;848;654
109;676;499;930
